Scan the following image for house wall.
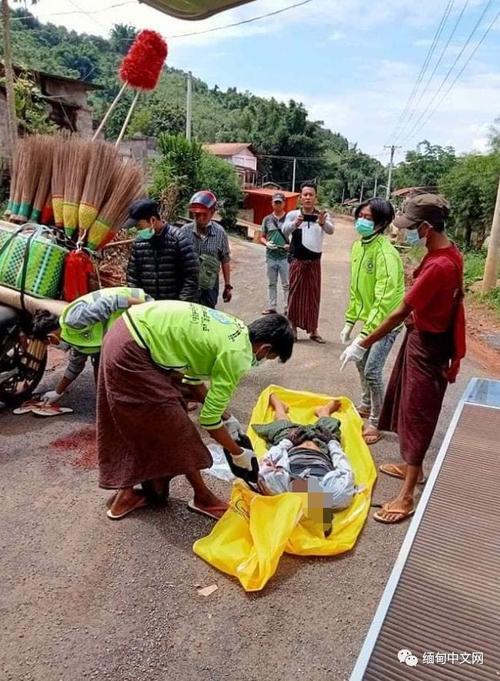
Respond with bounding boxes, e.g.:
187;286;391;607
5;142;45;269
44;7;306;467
230;149;257;171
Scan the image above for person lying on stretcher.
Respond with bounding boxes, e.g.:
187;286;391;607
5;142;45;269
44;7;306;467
251;394;357;531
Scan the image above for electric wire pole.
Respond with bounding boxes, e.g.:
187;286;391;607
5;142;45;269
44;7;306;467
384;145;401;200
483;179;500;292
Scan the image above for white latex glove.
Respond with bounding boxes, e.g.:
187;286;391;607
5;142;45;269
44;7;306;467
224;414;243;440
40;389;63;404
231;448;255;471
340;323;354;345
340;340;367;371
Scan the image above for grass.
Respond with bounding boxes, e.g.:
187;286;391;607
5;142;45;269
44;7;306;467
463;250;500;316
403;247;500;316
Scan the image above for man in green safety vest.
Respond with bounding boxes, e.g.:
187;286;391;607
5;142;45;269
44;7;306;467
31;286;151;404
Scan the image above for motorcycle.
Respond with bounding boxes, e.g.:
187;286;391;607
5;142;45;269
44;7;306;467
0;304;47;406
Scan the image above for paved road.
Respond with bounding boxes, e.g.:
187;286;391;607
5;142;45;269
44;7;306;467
0;217;488;681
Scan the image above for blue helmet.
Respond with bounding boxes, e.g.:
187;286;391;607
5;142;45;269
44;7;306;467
188;190;217;212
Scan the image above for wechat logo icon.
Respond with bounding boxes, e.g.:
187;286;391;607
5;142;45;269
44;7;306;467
398;649;419;667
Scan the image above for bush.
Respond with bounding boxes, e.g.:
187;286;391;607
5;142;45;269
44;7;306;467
197;152;242;227
150;133;242;225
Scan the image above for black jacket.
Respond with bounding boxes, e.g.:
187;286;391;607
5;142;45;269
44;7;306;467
127;224;200;302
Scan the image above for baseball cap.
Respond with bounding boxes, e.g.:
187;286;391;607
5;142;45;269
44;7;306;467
272;192;285;203
123;198;160;229
393;193;450;230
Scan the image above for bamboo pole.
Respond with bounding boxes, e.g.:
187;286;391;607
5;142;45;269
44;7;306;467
92;82;127;141
115;90;140;146
483;179;500;292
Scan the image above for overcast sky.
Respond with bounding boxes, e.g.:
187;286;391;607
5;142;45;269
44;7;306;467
23;0;500;160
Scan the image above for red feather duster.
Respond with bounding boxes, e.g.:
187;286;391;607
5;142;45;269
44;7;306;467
119;30;168;91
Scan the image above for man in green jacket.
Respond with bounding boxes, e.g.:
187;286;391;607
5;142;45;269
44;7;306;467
31;286;150;404
340;198;404;444
97;301;295;520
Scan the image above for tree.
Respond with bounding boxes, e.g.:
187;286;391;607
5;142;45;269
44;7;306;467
198;153;242;227
488;117;500;154
110;24;137;56
393;140;456;189
440;152;500;247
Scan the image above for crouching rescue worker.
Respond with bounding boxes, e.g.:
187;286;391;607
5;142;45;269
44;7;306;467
31;286;150;404
97;300;295;521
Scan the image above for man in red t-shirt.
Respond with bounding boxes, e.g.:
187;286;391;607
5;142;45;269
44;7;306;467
340;194;465;524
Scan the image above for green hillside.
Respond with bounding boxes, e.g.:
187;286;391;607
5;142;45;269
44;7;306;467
2;7;383;198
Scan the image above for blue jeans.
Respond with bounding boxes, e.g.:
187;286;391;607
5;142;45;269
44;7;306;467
356;330;399;428
266;258;289;311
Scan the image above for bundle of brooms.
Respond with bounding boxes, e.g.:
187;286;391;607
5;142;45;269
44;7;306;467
5;134;145;252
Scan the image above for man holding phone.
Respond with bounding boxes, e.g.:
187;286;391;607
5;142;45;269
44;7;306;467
283;182;334;342
260;192;289;315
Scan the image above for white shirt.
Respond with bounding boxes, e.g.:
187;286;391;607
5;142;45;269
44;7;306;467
283;210;334;254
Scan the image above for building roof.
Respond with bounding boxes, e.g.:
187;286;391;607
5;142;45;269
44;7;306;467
0;62;102;90
244;188;300;198
392;186;437;198
204;143;254;156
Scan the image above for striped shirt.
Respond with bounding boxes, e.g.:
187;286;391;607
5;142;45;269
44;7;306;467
182;221;230;264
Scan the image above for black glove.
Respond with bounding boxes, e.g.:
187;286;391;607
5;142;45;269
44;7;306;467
223;433;259;485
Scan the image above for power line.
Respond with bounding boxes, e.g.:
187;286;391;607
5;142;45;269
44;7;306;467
402;5;500;143
165;0;315;39
7;2;135;21
394;0;470;143
385;0;455;145
399;0;497;144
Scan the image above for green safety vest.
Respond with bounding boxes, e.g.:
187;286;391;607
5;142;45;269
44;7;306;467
60;286;148;354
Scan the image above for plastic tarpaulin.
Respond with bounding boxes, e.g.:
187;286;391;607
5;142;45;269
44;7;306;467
194;385;377;591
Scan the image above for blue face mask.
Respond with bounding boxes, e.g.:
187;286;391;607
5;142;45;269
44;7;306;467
406;228;425;247
355;217;375;237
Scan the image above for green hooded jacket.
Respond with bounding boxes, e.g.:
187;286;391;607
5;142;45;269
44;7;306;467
345;234;404;337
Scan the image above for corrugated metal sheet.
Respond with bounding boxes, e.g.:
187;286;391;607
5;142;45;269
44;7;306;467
351;378;500;680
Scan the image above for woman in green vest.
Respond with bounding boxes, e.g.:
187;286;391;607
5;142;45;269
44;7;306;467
97;301;294;521
31;286;150;404
341;198;404;444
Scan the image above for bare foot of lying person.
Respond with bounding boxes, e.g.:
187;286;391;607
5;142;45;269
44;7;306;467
314;399;341;418
269;392;290;419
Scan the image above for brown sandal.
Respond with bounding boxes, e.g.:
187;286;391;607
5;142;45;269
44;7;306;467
373;503;415;524
379;463;427;484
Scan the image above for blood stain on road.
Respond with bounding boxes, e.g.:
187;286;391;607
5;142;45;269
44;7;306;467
50;426;97;470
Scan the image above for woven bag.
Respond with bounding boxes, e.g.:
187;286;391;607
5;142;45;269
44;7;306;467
0;224;68;299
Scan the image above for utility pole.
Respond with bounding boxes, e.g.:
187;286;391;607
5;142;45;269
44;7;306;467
483;179;500;292
1;0;18;170
185;71;193;141
373;174;378;197
384;144;401;200
341;186;345;205
291;157;297;192
359;180;364;203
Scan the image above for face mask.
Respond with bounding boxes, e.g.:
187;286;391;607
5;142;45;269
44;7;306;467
252;353;268;367
138;228;154;240
355;217;375;237
406;225;427;247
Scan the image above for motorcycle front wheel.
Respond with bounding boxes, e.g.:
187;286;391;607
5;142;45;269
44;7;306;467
0;329;47;405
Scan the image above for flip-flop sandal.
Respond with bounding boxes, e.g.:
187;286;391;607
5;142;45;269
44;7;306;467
13;399;44;415
356;405;371;418
187;500;228;520
261;309;277;315
373;505;415;524
363;429;382;445
379;463;427;485
309;335;326;344
107;495;149;520
32;405;74;417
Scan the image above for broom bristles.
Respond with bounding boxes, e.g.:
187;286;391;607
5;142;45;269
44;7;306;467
78;141;121;235
31;136;55;222
87;159;144;249
52;132;71;227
